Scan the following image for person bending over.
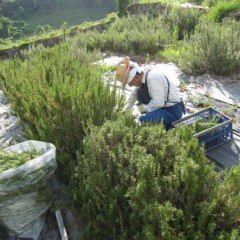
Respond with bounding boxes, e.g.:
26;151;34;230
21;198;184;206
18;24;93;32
115;56;184;129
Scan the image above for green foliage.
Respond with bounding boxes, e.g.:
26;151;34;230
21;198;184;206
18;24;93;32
162;6;203;40
65;15;174;55
161;45;181;62
177;19;240;75
0;0;115;39
1;42;124;180
192;116;219;133
140;0;204;3
179;79;187;92
1;0;240;77
1;1;240;236
1;0;115;20
217;166;240;230
71;115;240;239
103;15;174;55
205;0;240;22
0;147;43;173
0;17;12;38
34;24;52;35
25;5;114;33
116;0;132;17
202;0;218;7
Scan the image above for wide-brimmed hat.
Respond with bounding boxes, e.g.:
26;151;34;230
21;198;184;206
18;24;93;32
115;57;141;90
115;56;131;90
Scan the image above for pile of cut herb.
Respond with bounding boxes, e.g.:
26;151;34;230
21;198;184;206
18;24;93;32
0;148;43;173
192;116;220;134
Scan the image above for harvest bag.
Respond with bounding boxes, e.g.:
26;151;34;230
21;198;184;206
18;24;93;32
0;140;57;240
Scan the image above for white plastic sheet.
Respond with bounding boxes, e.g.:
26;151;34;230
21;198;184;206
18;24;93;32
0;140;57;239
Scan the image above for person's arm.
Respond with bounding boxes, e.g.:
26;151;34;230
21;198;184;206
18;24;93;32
125;88;138;109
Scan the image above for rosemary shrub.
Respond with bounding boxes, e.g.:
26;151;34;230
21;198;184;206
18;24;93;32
85;15;175;55
178;19;240;75
1;42;124;180
72;114;240;239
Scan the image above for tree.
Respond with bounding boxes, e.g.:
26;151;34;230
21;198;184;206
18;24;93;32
115;0;132;17
61;21;68;41
0;17;12;38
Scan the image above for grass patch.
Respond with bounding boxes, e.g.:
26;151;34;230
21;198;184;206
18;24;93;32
205;0;240;22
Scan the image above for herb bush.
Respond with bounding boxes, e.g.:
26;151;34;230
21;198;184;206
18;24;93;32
177;19;240;75
162;6;203;40
66;15;174;55
100;15;174;55
71;114;240;239
0;42;124;180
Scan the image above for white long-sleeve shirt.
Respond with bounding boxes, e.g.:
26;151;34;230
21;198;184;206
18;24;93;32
126;66;180;112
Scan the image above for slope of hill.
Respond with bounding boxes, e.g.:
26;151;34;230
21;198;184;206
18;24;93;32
0;0;115;38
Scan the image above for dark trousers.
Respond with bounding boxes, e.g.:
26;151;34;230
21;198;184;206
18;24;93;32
139;102;183;130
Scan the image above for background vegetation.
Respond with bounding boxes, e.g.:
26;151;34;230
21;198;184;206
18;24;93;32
0;0;115;39
1;0;240;75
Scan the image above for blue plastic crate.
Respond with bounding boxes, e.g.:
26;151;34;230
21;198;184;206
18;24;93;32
172;107;233;151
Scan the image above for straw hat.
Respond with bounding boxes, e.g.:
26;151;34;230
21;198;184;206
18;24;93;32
115;56;142;90
115;56;131;90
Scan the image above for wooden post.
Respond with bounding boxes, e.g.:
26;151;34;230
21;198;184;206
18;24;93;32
55;210;68;240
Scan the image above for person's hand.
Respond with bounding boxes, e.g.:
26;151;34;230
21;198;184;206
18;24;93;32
131;105;141;118
134;118;141;126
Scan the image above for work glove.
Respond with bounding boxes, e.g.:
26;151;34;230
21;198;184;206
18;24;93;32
134;118;141;126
